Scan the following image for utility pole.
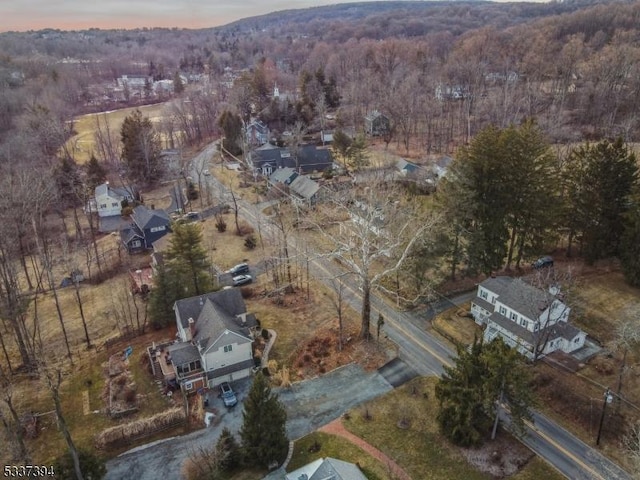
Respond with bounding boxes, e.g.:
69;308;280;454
596;387;614;446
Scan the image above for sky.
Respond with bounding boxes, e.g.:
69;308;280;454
1;0;388;32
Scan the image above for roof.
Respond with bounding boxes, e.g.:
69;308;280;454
269;167;297;185
290;175;320;200
152;232;174;252
206;358;255;379
132;205;170;231
251;145;333;173
119;226;143;245
396;158;420;173
247;120;268;134
365;110;387;121
285;457;368;480
480;276;549;321
167;342;200;366
174;289;257;351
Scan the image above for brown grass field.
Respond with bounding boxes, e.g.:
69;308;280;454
66;103;168;164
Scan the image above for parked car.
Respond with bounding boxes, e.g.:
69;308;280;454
232;274;252;286
219;382;237;407
229;263;250;275
532;256;554;269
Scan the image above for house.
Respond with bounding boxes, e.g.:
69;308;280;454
432;155;453;179
320;130;334;145
120;205;171;254
435;84;470;101
116;74;152;89
364;110;390;137
396;158;421;176
90;183;136;217
268;167;321;206
162;288;258;393
470;276;586;360
249;143;333;176
245;120;270;146
285;457;368;480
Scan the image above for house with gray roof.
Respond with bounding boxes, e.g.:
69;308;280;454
249;143;333;176
88;182;136;217
169;288;258;393
471;276;586;360
120;205;171;254
285;457;367;480
268;167;322;206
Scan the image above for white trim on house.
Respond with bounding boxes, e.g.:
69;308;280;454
471;276;586;360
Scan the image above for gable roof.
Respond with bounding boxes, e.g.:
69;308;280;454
174;289;257;351
290;175;320;200
480;276;550;321
269;167;298;185
132;205;170;230
285;457;368;480
119;225;143;245
396;158;420;173
251;144;333;173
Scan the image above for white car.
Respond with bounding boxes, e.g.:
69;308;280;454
232;274;252;286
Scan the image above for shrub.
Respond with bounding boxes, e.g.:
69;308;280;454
261;328;269;340
215;215;227;232
244;234;257;250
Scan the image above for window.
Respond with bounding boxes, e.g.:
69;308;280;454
100;203;107;209
150;226;166;233
511;312;518;321
499;306;506;315
224;345;233;353
131;240;141;248
480;289;488;300
111;202;119;207
534;323;539;332
185;381;193;390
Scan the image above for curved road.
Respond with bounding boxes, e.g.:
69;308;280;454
184;143;635;480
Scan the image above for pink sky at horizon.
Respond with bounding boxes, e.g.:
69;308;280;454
2;1;356;33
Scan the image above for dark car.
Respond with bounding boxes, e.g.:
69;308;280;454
219;382;237;407
532;256;554;269
229;263;250;275
232;274;252;286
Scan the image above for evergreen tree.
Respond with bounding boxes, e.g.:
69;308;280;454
166;223;212;297
173;71;185;94
620;188;640;287
215;427;242;472
435;337;533;447
54;155;83;208
120;109;162;185
84;154;107;192
240;373;288;468
53;448;106;480
218;110;243;156
567;138;638;262
148;264;178;329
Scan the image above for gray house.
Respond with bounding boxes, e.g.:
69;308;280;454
364;110;390;137
120;205;171;254
285;457;367;480
249;143;333;176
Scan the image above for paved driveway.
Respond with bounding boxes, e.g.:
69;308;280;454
105;364;394;480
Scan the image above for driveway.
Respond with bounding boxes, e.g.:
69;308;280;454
105;364;393;479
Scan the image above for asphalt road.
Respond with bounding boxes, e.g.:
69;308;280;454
185;142;634;480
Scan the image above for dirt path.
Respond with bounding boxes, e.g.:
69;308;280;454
319;418;412;480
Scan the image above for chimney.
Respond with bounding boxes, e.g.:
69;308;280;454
199;296;204;306
237;313;247;325
188;317;196;340
150;204;155;210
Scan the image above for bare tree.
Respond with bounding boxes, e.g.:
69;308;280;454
624;421;640;477
328;275;349;352
0;363;31;463
311;180;438;340
611;308;640;411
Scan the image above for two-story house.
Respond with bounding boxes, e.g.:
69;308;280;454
471;276;586;360
88;183;136;217
164;288;258;393
364;110;390;137
245;120;270;146
120;205;171;254
268;167;321;207
249;143;333;176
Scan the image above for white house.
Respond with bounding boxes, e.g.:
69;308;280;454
471;276;586;360
168;288;258;393
91;183;135;217
285;457;368;480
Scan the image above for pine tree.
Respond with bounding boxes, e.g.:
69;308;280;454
173;71;185;94
84;154;107;192
435;337;532;447
240;373;288;468
166;223;212;297
620;188;640;287
148;264;178;329
218;110;243;156
120;109;161;185
215;427;241;472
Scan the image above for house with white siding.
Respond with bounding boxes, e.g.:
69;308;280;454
471;276;586;360
167;288;258;393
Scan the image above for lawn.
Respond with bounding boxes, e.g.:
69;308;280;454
67;103;168;164
289;431;388;480
431;301;482;347
341;376;566;480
